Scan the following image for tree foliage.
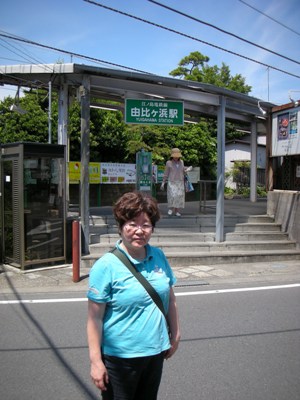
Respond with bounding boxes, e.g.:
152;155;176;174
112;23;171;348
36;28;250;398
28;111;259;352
170;51;251;94
0;51;252;179
169;52;252;158
0;90;49;143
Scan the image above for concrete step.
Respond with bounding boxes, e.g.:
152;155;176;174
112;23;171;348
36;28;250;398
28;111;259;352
88;239;296;255
89;224;109;234
81;249;300;269
88;215;277;242
233;222;281;232
82;212;297;269
94;231;289;245
225;231;289;241
97;232;215;244
155;215;275;228
163;249;300;268
90;226;284;243
88;214;274;228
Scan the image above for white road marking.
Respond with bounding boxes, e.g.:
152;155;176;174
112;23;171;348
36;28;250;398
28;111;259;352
0;297;87;305
175;283;300;296
0;283;299;305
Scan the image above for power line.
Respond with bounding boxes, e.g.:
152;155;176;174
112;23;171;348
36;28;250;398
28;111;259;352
0;29;51;66
238;0;300;37
0;31;153;75
148;0;300;66
83;0;300;79
0;56;27;63
0;31;59;75
0;38;46;66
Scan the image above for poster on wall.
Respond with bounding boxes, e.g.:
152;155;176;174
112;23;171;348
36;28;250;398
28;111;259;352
68;162;199;185
100;163;136;184
69;162;101;184
272;109;300;156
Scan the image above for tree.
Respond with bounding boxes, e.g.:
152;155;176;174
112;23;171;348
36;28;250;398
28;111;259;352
167;51;253;176
169;52;210;81
125;125;176;164
170;51;252;94
0;89;49;144
89;108;128;162
0;91;129;163
0;53;251;179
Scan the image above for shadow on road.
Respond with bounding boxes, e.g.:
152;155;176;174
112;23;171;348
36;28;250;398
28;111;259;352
2;272;98;399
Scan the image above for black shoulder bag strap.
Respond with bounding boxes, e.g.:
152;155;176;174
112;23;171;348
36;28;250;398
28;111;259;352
110;247;167;319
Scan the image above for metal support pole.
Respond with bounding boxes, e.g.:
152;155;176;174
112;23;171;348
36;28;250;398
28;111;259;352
250;120;257;202
216;96;225;242
58;82;69;146
57;82;70;211
48;81;52;144
80;75;90;255
265;116;273;191
72;220;80;283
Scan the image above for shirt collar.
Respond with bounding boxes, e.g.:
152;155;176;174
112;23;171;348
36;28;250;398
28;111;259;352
116;240;153;264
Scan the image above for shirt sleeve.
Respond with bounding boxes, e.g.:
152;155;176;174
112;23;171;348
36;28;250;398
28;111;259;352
163;161;170;182
166;261;177;287
87;255;113;303
155;246;177;287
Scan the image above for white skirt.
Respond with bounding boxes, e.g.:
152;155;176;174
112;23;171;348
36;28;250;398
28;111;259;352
167;181;185;208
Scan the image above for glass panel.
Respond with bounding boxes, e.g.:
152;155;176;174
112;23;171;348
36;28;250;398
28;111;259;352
24;157;64;261
3;161;13;259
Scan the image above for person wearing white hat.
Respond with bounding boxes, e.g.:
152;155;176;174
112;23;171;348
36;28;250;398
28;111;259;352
160;148;192;217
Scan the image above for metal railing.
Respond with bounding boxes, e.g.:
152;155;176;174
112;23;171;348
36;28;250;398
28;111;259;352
199;180;217;213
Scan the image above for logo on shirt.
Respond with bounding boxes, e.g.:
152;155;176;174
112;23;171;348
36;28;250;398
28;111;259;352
154;265;163;274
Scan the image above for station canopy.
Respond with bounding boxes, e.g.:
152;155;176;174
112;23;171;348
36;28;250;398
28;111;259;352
0;62;275;245
0;63;274;130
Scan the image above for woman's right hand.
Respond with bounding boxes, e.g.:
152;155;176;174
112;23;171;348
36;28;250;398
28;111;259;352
87;300;108;391
160;182;165;191
90;360;109;391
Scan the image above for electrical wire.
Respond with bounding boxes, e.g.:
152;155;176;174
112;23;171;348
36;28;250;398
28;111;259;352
0;31;152;75
0;56;30;64
0;38;45;66
147;0;300;66
0;29;52;66
238;0;300;37
83;0;300;79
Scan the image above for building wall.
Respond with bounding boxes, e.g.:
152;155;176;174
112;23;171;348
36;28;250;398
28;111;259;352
225;141;266;189
267;190;300;247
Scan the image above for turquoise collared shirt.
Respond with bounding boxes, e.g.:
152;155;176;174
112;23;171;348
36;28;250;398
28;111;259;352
87;240;176;358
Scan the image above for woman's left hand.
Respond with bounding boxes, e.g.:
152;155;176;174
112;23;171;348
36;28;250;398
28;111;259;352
165;288;180;360
164;337;180;360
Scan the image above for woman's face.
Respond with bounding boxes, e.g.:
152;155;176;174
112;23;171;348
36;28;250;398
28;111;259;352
120;212;153;251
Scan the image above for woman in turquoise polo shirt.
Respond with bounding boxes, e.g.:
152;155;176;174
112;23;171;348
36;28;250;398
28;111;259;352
87;191;180;400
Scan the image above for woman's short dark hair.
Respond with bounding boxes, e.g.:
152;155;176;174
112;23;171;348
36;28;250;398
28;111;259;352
113;191;160;229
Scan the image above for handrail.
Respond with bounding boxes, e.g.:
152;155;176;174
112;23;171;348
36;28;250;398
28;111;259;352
198;180;217;213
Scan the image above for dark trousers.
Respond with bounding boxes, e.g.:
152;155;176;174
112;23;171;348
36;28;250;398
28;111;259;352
101;352;165;400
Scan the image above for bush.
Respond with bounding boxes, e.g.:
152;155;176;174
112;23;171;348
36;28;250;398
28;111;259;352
225;185;267;199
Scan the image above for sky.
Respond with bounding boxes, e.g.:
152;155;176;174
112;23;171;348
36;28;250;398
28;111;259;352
1;0;300;105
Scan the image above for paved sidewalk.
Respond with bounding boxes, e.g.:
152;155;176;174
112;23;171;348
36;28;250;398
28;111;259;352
1;259;300;295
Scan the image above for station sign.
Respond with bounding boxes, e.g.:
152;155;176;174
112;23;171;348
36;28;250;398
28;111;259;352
125;99;184;126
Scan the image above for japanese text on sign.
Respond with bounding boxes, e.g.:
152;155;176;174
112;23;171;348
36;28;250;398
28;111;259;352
125;99;184;126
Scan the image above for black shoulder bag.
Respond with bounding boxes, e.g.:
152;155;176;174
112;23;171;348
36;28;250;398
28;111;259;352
110;247;167;319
